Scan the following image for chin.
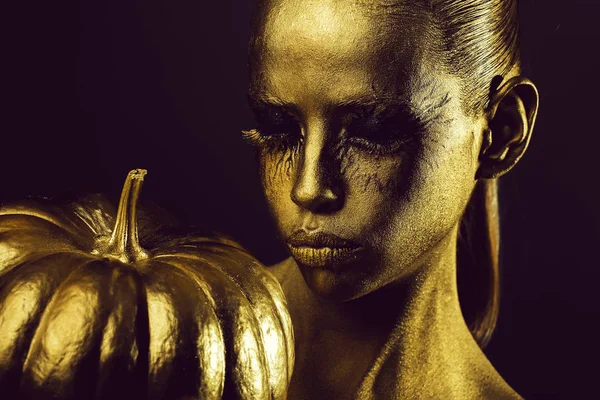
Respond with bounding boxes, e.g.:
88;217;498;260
297;263;375;302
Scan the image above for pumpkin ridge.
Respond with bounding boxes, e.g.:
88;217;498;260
214;251;289;399
146;258;225;398
243;256;296;384
95;262;147;399
170;249;284;397
196;257;271;400
192;245;295;386
0;250;78;282
0;252;95;395
139;260;180;399
124;264;151;400
140;259;226;400
171;247;291;397
53;260;127;397
148;237;244;256
152;255;220;314
70;199;117;239
0;217;91;273
20;256;99;383
158;255;271;400
0;207;82;239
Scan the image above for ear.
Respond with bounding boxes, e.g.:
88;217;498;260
476;76;539;180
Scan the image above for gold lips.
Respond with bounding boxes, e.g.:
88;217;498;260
286;230;361;249
287;245;362;268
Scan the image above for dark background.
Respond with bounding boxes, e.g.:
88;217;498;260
3;0;599;398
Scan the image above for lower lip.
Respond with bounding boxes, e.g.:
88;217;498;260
287;246;363;268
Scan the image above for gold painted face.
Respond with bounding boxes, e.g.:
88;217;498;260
246;0;486;300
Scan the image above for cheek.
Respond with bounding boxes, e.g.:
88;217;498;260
339;149;411;237
258;149;297;189
343;126;479;281
258;150;297;226
340;149;407;195
383;127;479;251
420;127;479;212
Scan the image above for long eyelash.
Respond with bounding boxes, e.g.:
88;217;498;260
241;129;303;177
348;132;422;156
241;128;268;147
344;109;426;156
241;128;303;153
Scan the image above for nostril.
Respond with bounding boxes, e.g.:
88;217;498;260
291;183;343;214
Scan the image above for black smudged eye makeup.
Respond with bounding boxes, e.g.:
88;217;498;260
241;101;303;154
344;105;427;156
241;100;428;157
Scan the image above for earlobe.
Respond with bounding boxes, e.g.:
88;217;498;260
476;76;539;180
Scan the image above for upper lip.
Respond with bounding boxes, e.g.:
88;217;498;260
286;230;361;249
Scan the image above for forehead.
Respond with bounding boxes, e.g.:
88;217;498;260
261;0;381;57
251;0;442;107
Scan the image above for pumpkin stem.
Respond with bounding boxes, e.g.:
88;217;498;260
104;169;150;263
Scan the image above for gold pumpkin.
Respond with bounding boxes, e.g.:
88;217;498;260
0;169;294;400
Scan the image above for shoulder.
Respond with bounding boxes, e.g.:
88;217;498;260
480;372;523;400
470;351;524;400
268;256;295;284
478;381;523;400
268;256;301;299
267;256;311;326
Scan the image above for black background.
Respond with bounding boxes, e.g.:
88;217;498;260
3;0;599;398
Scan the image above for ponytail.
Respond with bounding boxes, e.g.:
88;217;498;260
457;179;500;348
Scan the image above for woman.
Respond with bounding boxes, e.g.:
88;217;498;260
242;0;539;398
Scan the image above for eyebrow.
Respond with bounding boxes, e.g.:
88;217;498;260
247;93;289;108
248;87;453;125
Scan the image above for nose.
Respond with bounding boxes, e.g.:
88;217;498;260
291;124;344;214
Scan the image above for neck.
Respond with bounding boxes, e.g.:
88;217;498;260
278;224;486;399
355;228;478;398
315;227;465;337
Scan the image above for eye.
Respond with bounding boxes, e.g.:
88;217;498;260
242;103;303;153
345;107;424;155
